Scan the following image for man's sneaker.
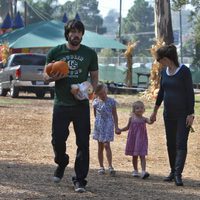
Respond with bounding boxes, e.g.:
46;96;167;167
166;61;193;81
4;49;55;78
141;172;150;179
98;167;105;175
132;170;140;177
52;166;65;183
74;182;86;193
108;167;116;176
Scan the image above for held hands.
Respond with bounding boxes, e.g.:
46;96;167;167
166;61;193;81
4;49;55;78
150;112;157;123
115;127;121;135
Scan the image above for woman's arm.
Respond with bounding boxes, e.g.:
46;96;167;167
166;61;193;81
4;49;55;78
150;72;164;122
183;66;195;127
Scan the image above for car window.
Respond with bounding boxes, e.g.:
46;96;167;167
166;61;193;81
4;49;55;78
11;55;46;66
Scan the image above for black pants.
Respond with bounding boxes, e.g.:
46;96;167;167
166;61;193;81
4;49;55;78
51;104;90;184
164;116;190;151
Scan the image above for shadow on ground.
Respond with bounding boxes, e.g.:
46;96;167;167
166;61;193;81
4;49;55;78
0;161;199;200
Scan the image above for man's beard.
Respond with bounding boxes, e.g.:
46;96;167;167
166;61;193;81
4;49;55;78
68;36;82;46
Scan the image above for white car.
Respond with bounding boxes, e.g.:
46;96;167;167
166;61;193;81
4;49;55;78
132;63;145;68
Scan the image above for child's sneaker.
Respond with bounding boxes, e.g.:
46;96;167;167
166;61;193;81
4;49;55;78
108;167;116;176
132;170;140;177
141;172;150;179
98;167;105;175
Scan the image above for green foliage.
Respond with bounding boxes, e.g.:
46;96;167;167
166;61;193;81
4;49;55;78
0;98;32;105
13;0;105;34
122;0;154;56
172;0;189;10
0;0;9;20
182;37;195;57
103;9;119;35
98;49;117;57
24;0;59;24
61;0;105;33
172;0;200;69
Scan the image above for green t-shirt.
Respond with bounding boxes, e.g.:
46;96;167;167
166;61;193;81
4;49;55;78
46;44;98;106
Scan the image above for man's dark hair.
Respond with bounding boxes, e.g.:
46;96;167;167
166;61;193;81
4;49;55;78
64;19;85;41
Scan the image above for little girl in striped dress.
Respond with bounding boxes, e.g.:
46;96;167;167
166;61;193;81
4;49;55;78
119;100;153;179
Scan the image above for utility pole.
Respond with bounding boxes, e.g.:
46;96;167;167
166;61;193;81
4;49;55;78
14;0;17;17
179;8;183;63
24;1;28;26
8;0;13;18
118;0;122;42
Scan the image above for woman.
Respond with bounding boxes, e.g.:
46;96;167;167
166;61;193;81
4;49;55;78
150;44;195;186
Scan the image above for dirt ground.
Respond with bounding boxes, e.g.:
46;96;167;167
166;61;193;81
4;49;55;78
0;93;199;200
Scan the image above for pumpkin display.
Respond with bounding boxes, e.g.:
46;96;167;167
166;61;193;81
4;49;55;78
45;61;69;76
71;81;94;100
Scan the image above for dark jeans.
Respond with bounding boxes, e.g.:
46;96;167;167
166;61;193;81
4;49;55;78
51;104;90;184
164;116;190;151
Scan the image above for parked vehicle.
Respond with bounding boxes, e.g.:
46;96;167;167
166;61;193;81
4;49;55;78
0;53;54;98
145;62;153;69
132;62;145;68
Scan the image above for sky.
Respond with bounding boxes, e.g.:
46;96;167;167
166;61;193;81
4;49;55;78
57;0;135;17
57;1;193;18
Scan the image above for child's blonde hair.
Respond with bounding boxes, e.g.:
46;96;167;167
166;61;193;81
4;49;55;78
132;100;145;113
95;83;107;95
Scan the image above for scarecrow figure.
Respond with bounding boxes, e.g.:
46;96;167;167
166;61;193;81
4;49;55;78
124;41;138;87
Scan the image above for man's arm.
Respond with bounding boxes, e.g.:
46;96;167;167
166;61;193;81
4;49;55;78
90;70;98;91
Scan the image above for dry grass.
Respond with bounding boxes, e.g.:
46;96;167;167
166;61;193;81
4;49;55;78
0;93;199;200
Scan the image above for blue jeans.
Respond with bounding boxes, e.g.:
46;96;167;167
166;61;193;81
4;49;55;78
51;104;90;184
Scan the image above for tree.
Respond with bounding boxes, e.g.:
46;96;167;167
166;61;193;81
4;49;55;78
122;0;154;56
0;0;10;21
59;1;74;20
188;0;200;69
155;0;174;44
98;48;117;57
13;0;60;24
61;0;105;33
103;9;119;35
182;37;195;57
172;0;200;69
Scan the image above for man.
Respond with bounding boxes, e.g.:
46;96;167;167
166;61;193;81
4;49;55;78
43;19;98;192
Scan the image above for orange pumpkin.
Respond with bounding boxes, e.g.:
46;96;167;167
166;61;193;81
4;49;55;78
52;61;69;75
45;61;69;76
45;64;53;76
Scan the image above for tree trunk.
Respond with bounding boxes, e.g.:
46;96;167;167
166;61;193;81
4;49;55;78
155;0;174;44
